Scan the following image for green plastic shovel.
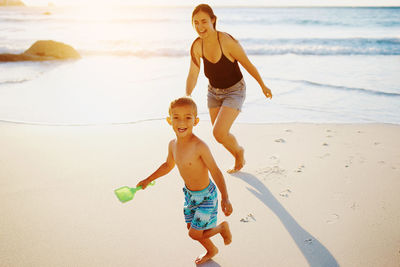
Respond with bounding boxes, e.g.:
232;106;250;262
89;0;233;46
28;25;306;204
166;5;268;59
114;181;155;203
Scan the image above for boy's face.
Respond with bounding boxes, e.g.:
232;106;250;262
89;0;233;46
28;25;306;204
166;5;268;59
167;105;199;138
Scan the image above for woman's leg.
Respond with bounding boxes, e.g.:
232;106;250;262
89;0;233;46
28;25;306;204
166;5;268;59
209;107;220;124
209;106;245;173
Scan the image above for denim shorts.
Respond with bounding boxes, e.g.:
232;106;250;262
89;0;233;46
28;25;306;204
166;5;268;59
207;78;246;111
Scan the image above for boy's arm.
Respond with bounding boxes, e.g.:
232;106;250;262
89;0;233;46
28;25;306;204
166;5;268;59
198;142;233;216
137;140;175;189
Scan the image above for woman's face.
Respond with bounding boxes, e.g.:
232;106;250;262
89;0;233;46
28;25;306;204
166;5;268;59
192;11;215;39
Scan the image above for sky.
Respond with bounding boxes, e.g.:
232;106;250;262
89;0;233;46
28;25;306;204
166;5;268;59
22;0;400;7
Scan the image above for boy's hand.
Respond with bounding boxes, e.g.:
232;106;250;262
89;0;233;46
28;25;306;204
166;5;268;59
221;198;233;216
136;179;151;190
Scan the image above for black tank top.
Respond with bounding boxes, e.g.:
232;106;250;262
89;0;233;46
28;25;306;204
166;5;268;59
202;32;243;89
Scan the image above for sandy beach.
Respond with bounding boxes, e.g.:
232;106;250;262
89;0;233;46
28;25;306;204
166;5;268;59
1;3;400;266
0;120;399;266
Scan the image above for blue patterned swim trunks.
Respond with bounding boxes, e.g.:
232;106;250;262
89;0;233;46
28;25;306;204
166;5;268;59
183;180;218;230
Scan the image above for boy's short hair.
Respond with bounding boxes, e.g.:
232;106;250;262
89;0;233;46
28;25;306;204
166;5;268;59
169;97;198;117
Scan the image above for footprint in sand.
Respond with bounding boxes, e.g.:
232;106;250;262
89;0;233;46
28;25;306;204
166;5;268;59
350;202;358;211
304;238;313;245
345;156;354;168
303;238;315;253
322;142;329;146
279;189;292;198
271;156;278;159
295;165;305;173
319;153;330;159
269;155;280;164
326;213;340;224
240;213;256;223
256;165;286;181
256;156;287;181
275;138;286;143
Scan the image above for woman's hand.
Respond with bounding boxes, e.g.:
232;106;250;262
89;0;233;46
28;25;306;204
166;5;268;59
262;85;272;99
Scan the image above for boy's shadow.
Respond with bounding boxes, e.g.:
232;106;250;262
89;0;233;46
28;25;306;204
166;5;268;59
197;259;221;267
232;172;339;267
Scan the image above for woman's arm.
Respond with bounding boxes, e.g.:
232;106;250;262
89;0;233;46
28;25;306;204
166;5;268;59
186;39;201;96
228;37;272;99
186;59;200;96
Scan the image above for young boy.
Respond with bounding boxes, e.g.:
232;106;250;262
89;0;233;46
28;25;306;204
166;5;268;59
137;97;233;264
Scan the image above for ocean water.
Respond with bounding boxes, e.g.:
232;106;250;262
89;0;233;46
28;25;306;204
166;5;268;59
0;6;399;125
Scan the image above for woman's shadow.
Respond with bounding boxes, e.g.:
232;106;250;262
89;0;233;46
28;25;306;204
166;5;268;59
231;172;339;267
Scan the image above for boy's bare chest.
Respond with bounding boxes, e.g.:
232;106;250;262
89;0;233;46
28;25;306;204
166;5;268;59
173;146;200;168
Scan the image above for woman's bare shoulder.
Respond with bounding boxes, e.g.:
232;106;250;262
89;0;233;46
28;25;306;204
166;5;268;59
219;31;240;51
191;37;202;52
219;32;239;43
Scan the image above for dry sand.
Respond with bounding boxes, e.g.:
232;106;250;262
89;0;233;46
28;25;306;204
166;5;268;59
0;121;399;266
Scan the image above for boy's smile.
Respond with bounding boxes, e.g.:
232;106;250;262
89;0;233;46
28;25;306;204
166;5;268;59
168;105;199;139
178;127;188;133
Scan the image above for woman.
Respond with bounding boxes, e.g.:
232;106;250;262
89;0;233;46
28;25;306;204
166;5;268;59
186;4;272;173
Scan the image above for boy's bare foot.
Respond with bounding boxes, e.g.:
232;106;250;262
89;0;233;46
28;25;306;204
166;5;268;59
195;247;219;265
220;221;232;245
227;147;245;173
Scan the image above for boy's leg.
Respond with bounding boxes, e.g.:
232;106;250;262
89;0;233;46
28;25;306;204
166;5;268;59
188;222;232;264
188;228;218;265
202;221;232;245
195;237;219;264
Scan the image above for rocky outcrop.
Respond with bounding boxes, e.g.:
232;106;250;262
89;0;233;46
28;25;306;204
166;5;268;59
0;40;81;62
23;40;81;59
0;0;25;6
0;53;32;61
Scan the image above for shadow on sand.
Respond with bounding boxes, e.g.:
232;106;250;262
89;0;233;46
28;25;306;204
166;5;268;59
197;259;221;267
232;172;339;267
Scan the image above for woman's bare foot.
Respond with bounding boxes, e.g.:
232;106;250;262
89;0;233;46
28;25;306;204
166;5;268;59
227;146;245;173
220;221;232;245
195;246;219;265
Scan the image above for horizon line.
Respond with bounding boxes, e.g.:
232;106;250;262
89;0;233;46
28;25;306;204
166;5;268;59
11;4;400;8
